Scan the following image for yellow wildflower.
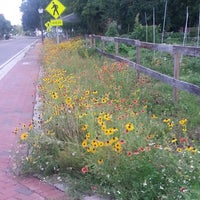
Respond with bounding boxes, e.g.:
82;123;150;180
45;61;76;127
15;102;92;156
179;118;187;126
20;132;28;140
82;140;88;148
92;90;98;94
98;141;104;147
171;138;177;143
176;148;183;153
98;159;104;165
85;132;90;139
51;92;58;99
82;124;88;131
91;140;99;147
151;114;157;119
104;113;112;121
163;118;171;123
192;147;197;153
125;122;134;132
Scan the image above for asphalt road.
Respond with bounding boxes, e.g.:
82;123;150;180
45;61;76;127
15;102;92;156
0;36;38;66
0;36;39;81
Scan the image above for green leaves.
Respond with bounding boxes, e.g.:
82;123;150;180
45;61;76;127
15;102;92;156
0;14;12;38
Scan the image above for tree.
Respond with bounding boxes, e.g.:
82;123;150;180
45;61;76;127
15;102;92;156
21;0;47;32
0;14;12;39
168;0;200;31
20;0;200;35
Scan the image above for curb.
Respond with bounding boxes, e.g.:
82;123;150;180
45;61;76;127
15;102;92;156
0;40;39;81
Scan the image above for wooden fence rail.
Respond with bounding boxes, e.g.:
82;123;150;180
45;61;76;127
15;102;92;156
88;35;200;101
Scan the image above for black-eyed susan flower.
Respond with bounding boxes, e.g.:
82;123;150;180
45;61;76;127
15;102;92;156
98;159;104;165
65;97;71;104
101;97;109;103
185;146;193;151
87;147;93;152
84;90;90;95
151;114;157;119
167;122;174;129
171;138;177;143
82;124;88;131
125;122;134;132
101;125;107;131
98;141;104;147
104;129;110;135
104;113;111;121
114;142;121;149
192;147;197;153
82;140;88;148
111;137;118;143
92;90;98;94
113;127;118;132
51;92;58;99
91;140;99;147
91;148;96;153
146;134;154;140
182;127;187;132
176;148;183;153
112;145;120;153
163;118;171;123
179;118;187;126
104;140;111;146
97;116;103;124
85;132;90;139
104;128;114;135
20;132;28;140
164;147;172;151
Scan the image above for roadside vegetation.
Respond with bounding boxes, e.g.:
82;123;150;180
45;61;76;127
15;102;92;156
13;37;200;200
0;14;12;39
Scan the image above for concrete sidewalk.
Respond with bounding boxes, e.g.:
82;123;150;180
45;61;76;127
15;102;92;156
0;41;68;200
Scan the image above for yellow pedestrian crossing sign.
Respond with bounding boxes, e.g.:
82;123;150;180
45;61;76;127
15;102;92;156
45;0;66;19
45;21;52;32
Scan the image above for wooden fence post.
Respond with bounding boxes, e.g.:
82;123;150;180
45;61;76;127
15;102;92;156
135;40;141;79
89;35;92;47
101;40;105;52
115;38;119;56
93;36;96;48
173;51;181;101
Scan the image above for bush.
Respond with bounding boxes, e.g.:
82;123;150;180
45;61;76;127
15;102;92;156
105;21;119;37
130;13;161;43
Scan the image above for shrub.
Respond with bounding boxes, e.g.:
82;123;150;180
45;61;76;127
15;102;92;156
105;21;119;37
130;13;161;43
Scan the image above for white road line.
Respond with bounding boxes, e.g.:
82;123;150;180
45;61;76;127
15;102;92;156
0;40;38;81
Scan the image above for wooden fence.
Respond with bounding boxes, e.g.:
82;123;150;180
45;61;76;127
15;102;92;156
88;35;200;101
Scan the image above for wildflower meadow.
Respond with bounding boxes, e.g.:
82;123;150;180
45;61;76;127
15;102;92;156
13;38;200;200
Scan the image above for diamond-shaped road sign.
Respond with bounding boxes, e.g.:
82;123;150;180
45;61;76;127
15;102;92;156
45;0;66;19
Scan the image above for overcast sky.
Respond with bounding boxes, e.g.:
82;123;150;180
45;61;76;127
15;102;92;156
0;0;22;25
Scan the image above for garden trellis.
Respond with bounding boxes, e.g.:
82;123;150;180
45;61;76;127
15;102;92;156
161;0;168;44
197;6;200;47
